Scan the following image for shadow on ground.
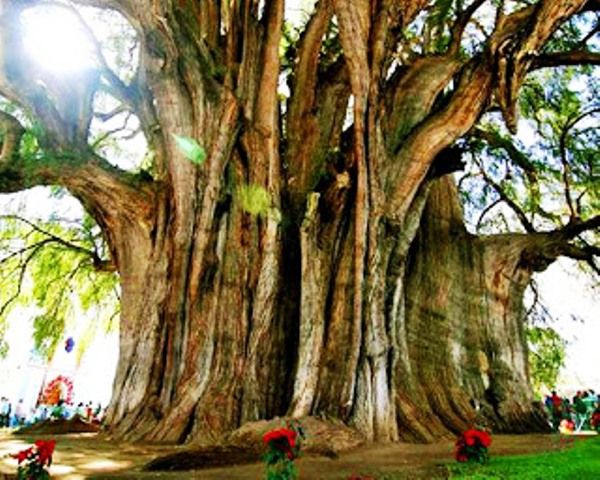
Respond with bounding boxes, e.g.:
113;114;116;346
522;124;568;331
0;429;575;479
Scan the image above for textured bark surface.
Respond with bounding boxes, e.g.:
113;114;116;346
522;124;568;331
1;0;597;445
404;178;551;440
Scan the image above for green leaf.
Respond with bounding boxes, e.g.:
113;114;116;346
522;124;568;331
172;134;207;165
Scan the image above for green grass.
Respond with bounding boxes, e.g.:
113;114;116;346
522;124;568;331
447;436;600;479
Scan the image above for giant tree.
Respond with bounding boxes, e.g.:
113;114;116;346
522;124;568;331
1;0;599;443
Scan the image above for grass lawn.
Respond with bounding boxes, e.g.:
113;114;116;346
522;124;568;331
447;435;600;479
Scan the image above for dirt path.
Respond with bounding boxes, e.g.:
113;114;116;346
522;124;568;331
0;430;578;479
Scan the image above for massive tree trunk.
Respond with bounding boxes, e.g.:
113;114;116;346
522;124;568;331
403;177;551;440
1;0;597;444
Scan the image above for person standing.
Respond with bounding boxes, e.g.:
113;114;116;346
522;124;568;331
550;390;563;431
14;399;26;426
0;397;11;427
573;392;588;431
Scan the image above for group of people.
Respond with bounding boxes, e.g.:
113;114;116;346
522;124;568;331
545;389;600;432
0;397;28;427
0;395;105;428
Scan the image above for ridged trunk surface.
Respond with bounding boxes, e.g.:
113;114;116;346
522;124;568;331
105;176;547;444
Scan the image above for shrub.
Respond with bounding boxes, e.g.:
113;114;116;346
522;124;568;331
454;428;491;464
262;424;303;480
11;439;56;480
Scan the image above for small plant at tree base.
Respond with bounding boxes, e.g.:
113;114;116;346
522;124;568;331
262;423;304;480
11;439;56;479
454;428;491;464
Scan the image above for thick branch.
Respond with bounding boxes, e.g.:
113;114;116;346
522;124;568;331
0;110;24;163
560;215;600;239
491;0;588;132
558;243;600;275
386;59;492;221
533;50;600;68
0;147;155;225
286;0;333;196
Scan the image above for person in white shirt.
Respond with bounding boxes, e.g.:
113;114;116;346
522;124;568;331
14;399;26;426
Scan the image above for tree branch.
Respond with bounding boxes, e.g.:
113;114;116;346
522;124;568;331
0;145;155;227
558;243;600;275
491;0;589;133
63;2;138;108
559;215;600;239
471;127;538;183
286;0;334;197
385;58;492;221
0;214;116;272
532;50;600;69
0;241;46;319
449;0;487;54
0;110;24;163
477;163;536;233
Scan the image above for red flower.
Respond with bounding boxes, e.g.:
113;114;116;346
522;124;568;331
34;439;56;466
11;447;33;464
263;428;297;448
263;428;297;459
476;430;492;448
461;429;491;448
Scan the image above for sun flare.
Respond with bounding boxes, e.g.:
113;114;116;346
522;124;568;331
22;7;95;75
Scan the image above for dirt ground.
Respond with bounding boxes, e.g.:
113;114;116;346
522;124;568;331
0;430;579;479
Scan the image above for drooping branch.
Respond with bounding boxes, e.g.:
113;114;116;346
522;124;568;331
469;127;550;222
475;160;536;234
0;214;116;272
471;127;538;183
557;107;600;220
0;241;46;319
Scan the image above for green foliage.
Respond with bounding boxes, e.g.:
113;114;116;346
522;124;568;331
0;334;8;358
173;134;207;165
526;326;566;395
238;183;272;217
460;66;599;240
265;459;297;480
448;436;600;479
0;210;119;361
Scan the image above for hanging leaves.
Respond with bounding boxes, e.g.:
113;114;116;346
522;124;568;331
172;134;207;165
